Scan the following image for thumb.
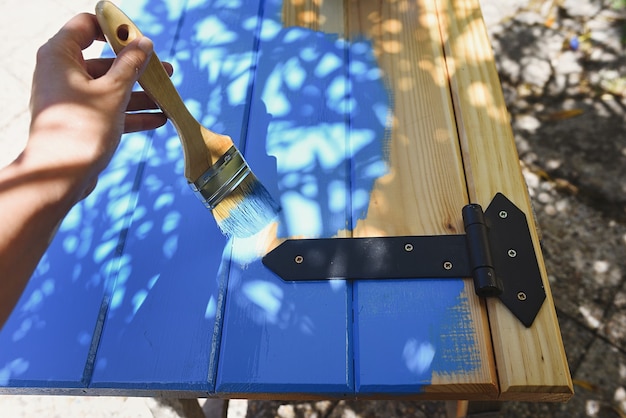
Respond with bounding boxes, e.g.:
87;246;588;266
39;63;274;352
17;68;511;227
106;36;153;87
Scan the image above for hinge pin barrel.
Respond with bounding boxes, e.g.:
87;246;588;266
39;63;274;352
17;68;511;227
463;204;503;297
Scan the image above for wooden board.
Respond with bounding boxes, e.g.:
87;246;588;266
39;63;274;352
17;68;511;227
0;0;571;401
344;0;496;397
435;0;573;401
215;0;354;397
89;0;262;394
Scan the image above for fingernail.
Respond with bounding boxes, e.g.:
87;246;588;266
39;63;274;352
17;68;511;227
137;36;154;55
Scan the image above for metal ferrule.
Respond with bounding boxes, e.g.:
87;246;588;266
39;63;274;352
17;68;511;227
189;145;251;209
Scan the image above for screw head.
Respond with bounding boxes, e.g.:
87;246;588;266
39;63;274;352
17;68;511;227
517;291;527;301
499;210;508;219
443;261;453;270
404;243;414;252
295;255;304;264
508;249;517;258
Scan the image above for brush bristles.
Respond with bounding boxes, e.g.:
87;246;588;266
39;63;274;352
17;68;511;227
212;173;280;237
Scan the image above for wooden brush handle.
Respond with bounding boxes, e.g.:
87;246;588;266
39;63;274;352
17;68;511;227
95;1;233;181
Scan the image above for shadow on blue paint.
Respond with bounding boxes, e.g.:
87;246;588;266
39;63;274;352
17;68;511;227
245;29;390;238
0;0;387;390
0;0;225;389
215;0;391;393
1;0;483;395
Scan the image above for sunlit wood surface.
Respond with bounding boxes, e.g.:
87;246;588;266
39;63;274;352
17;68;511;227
0;0;571;402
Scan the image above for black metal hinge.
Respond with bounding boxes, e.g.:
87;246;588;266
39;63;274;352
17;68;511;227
262;193;546;327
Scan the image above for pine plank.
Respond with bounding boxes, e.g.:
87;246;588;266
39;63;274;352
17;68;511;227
435;0;573;401
215;0;354;397
0;0;572;401
345;0;497;397
90;0;262;393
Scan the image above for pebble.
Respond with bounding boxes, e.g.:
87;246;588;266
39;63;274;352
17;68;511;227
585;399;601;416
562;0;602;17
277;404;296;418
594;260;610;274
537;192;552;204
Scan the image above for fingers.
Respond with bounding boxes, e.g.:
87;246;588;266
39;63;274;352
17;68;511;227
104;36;154;87
124;112;168;133
127;91;160;112
86;58;174;79
84;58;113;79
53;13;101;51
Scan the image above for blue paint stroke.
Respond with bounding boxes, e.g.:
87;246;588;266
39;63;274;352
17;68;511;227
354;279;480;394
241;12;391;239
216;0;391;395
217;253;352;394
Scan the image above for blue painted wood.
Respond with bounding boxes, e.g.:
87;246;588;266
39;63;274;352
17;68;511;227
0;0;485;397
89;0;264;392
215;0;356;395
0;0;181;391
354;280;481;394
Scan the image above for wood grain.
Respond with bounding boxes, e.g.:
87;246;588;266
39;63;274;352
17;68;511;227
282;0;344;32
0;0;571;401
435;0;573;401
344;0;497;397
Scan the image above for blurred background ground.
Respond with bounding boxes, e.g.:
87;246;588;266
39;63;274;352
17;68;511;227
1;0;625;416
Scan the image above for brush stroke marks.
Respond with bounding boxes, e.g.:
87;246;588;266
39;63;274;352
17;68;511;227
265;35;391;237
354;280;479;393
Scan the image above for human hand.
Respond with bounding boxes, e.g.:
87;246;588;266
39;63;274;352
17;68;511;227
26;12;171;202
0;12;178;328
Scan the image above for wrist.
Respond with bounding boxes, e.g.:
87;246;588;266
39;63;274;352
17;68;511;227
8;138;95;211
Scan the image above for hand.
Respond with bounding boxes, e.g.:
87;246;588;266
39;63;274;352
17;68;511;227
0;13;172;328
27;12;171;201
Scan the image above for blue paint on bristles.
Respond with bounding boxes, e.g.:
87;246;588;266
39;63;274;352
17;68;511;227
212;173;280;238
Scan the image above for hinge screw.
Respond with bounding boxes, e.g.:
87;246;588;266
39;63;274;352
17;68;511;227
499;210;508;219
295;255;304;264
404;243;414;252
443;261;453;270
508;249;517;258
517;291;527;301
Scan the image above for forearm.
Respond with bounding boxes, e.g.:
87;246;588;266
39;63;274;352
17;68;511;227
0;12;163;329
0;146;87;328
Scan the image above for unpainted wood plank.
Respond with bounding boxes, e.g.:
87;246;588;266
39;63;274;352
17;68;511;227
282;0;345;33
435;0;573;401
345;0;497;398
90;0;262;392
215;0;354;397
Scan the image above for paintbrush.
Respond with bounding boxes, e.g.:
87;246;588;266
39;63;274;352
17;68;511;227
95;1;279;237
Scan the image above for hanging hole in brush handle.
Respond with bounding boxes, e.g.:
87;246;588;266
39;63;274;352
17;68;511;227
116;24;130;42
95;2;144;53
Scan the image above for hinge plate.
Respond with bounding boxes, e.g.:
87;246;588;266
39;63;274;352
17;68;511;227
262;193;546;327
483;193;546;327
